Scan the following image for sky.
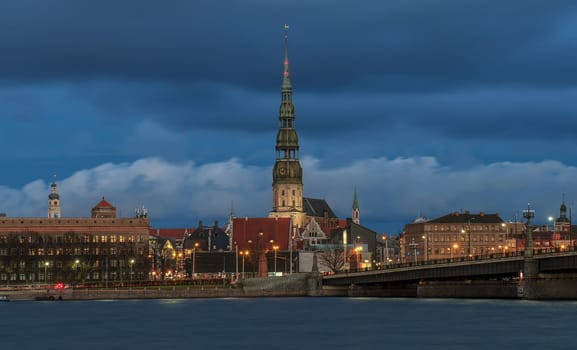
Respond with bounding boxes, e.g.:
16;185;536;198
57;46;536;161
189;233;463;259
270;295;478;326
1;0;577;234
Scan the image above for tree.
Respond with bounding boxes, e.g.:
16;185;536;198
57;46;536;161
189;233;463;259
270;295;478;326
318;249;345;273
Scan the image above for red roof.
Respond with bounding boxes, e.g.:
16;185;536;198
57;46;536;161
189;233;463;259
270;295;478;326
94;198;114;208
232;217;291;251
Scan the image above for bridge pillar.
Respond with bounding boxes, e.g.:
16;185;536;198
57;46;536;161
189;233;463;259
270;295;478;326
521;257;539;299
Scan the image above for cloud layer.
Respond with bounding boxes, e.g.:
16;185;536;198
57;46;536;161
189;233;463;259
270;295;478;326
1;157;574;233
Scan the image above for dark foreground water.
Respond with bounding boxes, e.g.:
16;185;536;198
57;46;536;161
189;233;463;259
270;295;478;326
1;297;576;350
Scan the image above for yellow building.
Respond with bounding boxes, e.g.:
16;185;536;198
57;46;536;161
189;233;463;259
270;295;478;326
401;211;518;263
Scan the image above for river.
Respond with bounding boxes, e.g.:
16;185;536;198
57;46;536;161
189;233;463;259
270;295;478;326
1;297;576;350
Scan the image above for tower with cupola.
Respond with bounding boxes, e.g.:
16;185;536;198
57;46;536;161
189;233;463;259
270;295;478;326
554;195;571;233
48;176;61;219
269;26;306;227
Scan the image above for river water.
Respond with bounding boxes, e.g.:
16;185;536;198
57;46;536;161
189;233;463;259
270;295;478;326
1;297;576;350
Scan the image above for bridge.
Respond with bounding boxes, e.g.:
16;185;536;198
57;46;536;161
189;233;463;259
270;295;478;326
322;249;577;299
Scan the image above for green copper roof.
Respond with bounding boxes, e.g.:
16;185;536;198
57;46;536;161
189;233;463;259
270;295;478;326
282;31;291;89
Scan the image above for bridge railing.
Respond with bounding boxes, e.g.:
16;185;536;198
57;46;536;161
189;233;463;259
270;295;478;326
335;244;576;275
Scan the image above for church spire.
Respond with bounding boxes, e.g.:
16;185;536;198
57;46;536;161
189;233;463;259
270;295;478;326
270;24;305;226
352;188;360;225
282;24;291;89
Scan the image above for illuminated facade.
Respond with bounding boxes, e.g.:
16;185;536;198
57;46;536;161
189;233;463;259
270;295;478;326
401;211;511;262
0;199;150;285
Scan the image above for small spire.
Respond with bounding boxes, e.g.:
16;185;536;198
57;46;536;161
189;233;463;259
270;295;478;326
282;24;291;88
352;188;359;210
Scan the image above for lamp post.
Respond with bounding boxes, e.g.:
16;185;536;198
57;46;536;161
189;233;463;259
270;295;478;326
234;242;239;279
240;250;249;278
129;259;135;284
451;244;459;259
44;261;49;284
422;235;428;262
192;242;199;278
273;245;279;275
74;259;80;283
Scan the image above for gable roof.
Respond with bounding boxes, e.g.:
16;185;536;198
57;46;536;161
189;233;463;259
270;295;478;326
303;197;337;218
149;228;193;240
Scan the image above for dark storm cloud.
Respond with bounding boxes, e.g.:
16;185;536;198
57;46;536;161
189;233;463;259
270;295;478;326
1;0;576;91
1;0;577;159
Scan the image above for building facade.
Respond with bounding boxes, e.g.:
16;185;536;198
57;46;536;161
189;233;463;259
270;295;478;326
401;211;511;262
0;198;150;285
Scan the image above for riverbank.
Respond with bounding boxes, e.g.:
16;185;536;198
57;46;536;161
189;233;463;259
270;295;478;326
1;272;323;301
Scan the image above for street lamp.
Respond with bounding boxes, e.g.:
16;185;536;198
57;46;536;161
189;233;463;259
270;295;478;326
74;259;80;282
192;242;199;278
239;250;249;278
451;244;459;259
129;259;135;284
44;261;49;284
273;245;279;275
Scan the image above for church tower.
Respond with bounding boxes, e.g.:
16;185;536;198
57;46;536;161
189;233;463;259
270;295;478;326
352;189;360;225
48;176;61;219
269;26;305;227
554;195;571;233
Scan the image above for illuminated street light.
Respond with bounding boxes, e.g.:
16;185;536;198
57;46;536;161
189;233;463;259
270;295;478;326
451;244;459;259
74;259;80;282
239;250;249;278
192;242;199;278
129;259;135;284
273;245;279;275
44;261;50;283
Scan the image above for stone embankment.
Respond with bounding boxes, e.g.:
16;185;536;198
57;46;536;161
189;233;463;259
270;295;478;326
1;273;323;301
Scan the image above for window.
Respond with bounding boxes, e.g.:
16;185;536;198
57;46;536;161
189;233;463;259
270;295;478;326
101;235;107;243
110;235;117;243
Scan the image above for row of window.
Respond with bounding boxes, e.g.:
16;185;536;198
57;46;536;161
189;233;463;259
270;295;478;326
432;246;511;255
0;247;145;257
1;258;139;269
429;224;505;232
430;234;506;242
0;234;145;244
